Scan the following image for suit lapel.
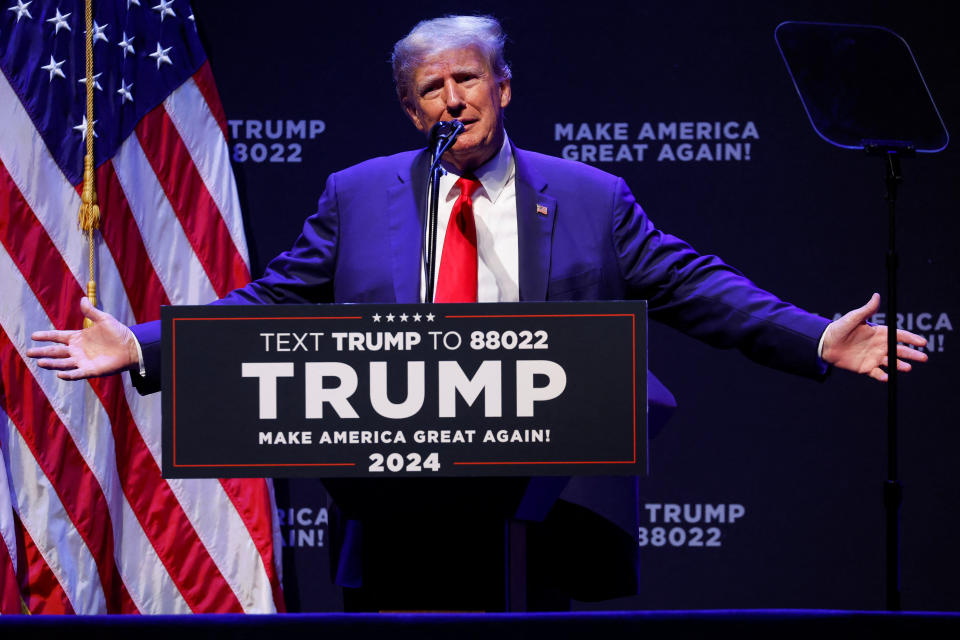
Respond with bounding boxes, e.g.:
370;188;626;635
514;147;556;301
386;151;430;303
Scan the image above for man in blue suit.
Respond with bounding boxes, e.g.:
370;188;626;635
30;15;927;610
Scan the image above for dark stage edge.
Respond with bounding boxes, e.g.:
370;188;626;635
2;610;959;639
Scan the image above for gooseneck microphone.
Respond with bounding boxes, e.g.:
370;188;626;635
424;120;466;303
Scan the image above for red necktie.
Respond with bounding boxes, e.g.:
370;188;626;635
435;175;481;302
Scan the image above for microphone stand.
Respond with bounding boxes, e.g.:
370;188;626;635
423;121;465;303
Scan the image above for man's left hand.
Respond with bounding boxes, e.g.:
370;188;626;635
821;293;928;381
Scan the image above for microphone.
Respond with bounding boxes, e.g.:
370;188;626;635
429;120;465;159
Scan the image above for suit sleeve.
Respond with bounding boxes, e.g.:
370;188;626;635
129;172;342;394
610;177;830;379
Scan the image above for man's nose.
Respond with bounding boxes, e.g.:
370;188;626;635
443;78;465;112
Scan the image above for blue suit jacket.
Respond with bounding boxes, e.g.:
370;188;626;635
132;145;829;597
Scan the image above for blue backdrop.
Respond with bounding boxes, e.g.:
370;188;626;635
190;0;958;611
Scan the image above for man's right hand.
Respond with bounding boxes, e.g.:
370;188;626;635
27;297;139;380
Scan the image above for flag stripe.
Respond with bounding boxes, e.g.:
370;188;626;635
0;163;243;613
12;512;73;615
219;478;286;611
0;535;18;614
87;376;243;613
0;237;192;615
1;411;95;614
114;481;192;614
192;61;229;140
112;135;219;309
155;475;271;613
95;161;172;325
0;436;21;614
0;329;137;613
166;73;248;265
135;105;251;298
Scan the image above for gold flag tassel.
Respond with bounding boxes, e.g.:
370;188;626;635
78;0;100;328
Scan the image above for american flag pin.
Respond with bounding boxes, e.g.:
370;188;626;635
536;203;549;216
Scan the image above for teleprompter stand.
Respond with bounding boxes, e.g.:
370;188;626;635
776;21;949;611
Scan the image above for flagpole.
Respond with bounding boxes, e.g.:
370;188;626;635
79;0;100;328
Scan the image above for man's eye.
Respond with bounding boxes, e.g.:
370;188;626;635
419;82;443;97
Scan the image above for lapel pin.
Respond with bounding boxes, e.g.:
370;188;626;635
536;203;549;216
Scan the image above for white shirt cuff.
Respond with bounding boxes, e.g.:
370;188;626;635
134;335;146;378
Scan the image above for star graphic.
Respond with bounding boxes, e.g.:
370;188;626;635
149;42;172;69
399;313;409;322
371;313;381;323
40;55;66;82
152;0;176;21
425;313;435;322
118;32;135;58
87;20;108;44
385;313;396;322
78;72;103;92
413;313;422;322
46;8;71;33
7;0;31;22
73;115;98;142
117;79;134;104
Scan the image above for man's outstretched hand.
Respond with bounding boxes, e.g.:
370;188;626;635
27;297;138;380
821;293;928;381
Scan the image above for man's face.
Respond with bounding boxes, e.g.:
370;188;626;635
403;46;512;172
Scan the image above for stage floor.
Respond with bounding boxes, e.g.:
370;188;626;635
2;610;959;638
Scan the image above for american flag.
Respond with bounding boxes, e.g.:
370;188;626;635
0;0;283;613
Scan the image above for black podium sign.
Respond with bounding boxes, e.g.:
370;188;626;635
161;302;646;478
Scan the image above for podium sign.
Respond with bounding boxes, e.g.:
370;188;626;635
161;302;647;478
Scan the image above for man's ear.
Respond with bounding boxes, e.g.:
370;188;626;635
499;78;512;109
403;100;427;134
